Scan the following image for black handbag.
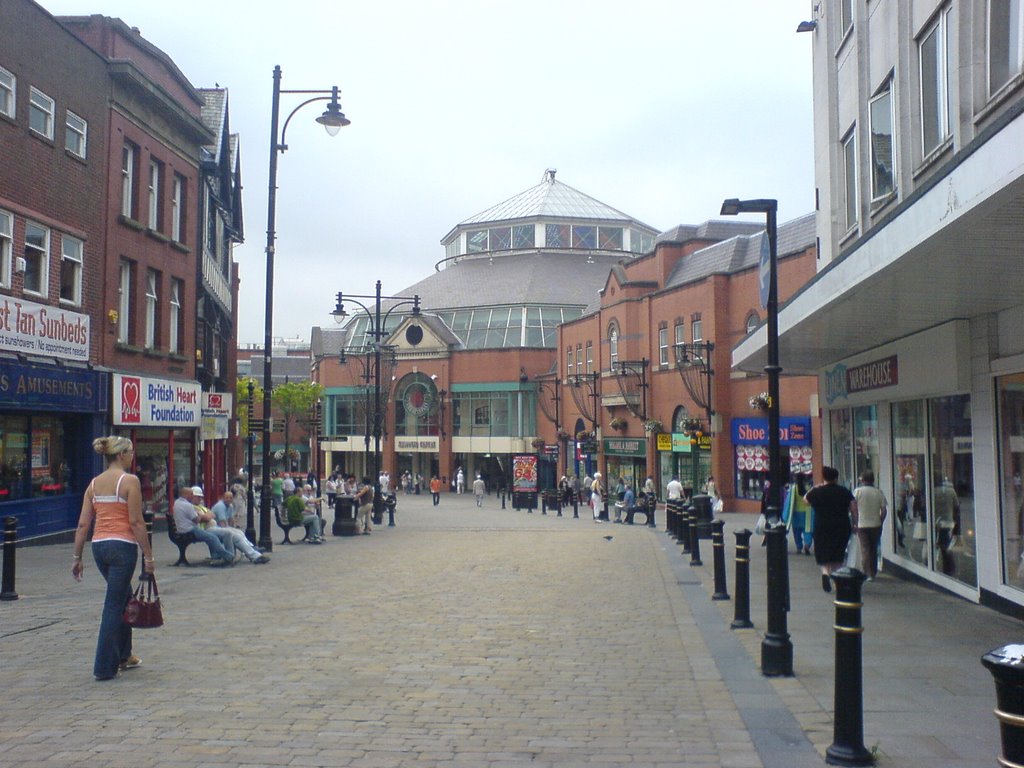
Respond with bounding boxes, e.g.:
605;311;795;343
123;575;164;629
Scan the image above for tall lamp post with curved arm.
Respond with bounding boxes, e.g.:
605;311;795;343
332;281;421;527
259;65;350;552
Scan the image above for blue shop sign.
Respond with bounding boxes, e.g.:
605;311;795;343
732;416;811;446
0;361;106;412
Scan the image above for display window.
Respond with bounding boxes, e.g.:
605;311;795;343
889;396;976;586
127;429;195;516
0;414;71;501
996;374;1024;588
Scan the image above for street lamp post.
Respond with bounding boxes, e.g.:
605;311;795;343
332;281;420;527
259;65;350;552
720;197;792;677
246;379;256;545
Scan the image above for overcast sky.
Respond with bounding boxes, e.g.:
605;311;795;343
43;0;816;345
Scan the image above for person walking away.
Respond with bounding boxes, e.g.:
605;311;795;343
788;477;813;554
666;475;683;501
456;467;465;494
933;476;961;575
473;475;486;507
852;470;887;580
429;475;442;505
356;477;374;533
72;436;155;681
805;466;856;593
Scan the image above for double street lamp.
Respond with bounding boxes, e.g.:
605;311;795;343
720;197;792;677
259;65;350;552
332;281;421;527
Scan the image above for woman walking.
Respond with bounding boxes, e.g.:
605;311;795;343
72;436;154;681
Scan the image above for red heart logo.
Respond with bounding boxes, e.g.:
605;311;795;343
122;379;141;422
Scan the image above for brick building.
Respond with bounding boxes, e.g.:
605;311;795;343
0;1;240;538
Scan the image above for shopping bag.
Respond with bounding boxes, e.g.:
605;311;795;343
753;513;767;536
843;533;861;570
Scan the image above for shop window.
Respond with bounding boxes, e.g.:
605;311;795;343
0;415;69;501
29;87;53;139
842;127;858;231
65;110;87;159
919;8;951;157
59;235;82;305
0;209;11;288
0;66;14;119
997;373;1024;587
23;221;49;296
869;78;896;201
989;0;1024;96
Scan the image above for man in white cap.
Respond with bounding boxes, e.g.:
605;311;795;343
172;484;233;566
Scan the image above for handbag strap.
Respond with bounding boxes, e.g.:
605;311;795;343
136;575;159;601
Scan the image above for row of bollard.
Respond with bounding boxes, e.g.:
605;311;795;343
665;503;873;765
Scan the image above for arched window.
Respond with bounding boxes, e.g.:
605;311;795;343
608;321;619;367
745;311;760;335
672;405;690;432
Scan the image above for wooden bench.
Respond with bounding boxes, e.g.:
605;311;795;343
274;504;311;544
166;513;199;566
624;494;658;527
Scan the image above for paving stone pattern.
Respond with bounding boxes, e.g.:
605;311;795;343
0;493;1013;767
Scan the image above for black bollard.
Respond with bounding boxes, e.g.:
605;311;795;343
646;497;656;528
731;529;754;629
982;645;1024;768
761;522;794;677
541;495;547;515
501;490;506;509
826;567;872;766
141;509;154;577
556;495;562;517
1;516;19;601
711;519;730;600
572;494;579;519
689;508;703;567
679;504;692;554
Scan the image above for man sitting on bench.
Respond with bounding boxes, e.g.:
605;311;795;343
210;490;270;564
172;485;233;566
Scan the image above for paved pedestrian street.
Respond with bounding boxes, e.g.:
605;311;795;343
0;492;1010;767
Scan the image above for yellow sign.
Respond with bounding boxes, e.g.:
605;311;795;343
656;433;672;451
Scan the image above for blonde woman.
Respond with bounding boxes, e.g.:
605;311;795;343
72;436;154;681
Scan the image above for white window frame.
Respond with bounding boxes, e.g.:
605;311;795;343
567;347;574;376
118;261;131;343
989;0;1024;96
674;322;686;348
576;345;582;372
65;110;87;158
919;8;951;158
169;279;181;354
0;210;11;288
869;78;897;201
171;175;184;242
148;160;161;231
145;269;158;349
585;341;593;374
842;127;859;231
23;221;49;296
0;66;15;119
59;235;83;306
609;325;619;367
121;144;135;219
691;319;703;343
659;327;669;366
29;87;54;139
840;0;854;38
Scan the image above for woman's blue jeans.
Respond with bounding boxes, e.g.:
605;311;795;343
91;540;138;678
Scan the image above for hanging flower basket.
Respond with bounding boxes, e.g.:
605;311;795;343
642;418;663;434
556;429;570;441
530;437;546;450
749;392;771;411
609;416;628;431
576;430;594;442
273;449;285;460
680;417;702;435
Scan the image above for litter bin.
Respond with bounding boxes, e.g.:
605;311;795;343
982;644;1024;767
332;495;360;537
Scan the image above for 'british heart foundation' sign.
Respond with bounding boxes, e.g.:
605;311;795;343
112;374;201;427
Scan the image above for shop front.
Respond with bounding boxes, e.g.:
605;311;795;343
111;373;201;515
821;322;979;599
603;436;647;496
657;431;711;498
0;359;106;539
731;416;814;502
